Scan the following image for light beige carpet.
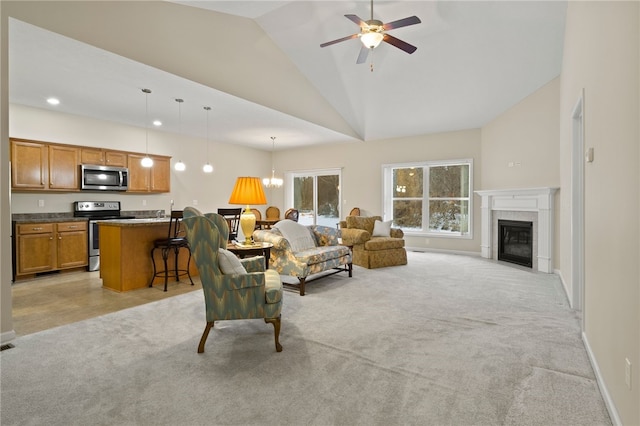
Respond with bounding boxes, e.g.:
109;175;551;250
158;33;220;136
0;252;611;425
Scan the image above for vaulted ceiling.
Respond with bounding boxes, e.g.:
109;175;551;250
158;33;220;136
7;1;567;150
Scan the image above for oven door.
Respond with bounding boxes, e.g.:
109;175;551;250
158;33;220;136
88;220;100;271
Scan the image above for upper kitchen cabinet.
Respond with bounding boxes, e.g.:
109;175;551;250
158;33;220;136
11;139;79;191
127;154;171;193
11;139;48;189
11;138;170;193
48;144;79;190
80;148;127;167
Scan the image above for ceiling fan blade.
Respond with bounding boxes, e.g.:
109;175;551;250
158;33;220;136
320;33;359;48
356;46;370;64
383;33;418;54
345;14;366;27
383;15;421;31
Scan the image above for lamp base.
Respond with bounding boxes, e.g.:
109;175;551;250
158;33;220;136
239;206;256;245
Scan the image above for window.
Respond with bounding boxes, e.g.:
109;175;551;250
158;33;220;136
382;160;472;237
285;168;341;227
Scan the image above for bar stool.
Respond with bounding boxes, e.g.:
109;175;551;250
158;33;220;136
149;210;194;291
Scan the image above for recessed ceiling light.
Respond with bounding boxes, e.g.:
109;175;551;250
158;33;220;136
46;98;60;105
153;120;162;126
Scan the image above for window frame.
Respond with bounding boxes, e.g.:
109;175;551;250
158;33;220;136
284;168;342;226
382;159;473;239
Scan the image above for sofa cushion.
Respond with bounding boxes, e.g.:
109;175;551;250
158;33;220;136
295;245;351;265
364;237;405;251
264;269;282;304
275;219;316;252
372;219;392;237
346;215;382;234
218;248;248;275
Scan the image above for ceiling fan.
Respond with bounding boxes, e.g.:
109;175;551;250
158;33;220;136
320;0;421;65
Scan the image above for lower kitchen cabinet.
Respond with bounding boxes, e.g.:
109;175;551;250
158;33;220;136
14;221;88;278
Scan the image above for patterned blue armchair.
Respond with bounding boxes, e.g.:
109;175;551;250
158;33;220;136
182;207;283;353
252;219;352;296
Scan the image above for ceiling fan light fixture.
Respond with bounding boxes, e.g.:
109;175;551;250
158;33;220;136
360;31;384;49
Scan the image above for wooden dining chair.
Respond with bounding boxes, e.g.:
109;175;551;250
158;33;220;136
216;208;242;241
266;206;280;220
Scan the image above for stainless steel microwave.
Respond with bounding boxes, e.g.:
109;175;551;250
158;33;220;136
80;165;129;191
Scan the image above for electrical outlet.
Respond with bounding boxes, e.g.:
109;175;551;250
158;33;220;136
170;199;174;206
625;358;632;390
424;238;430;245
142;199;147;206
508;162;514;168
37;199;45;207
193;199;198;206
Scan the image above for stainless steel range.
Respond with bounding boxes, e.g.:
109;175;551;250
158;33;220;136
73;201;135;271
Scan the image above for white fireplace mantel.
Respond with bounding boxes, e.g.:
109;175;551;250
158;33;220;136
474;187;558;273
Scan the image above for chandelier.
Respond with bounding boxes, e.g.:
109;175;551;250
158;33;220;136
263;136;283;188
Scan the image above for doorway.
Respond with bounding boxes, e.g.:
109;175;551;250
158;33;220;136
571;90;585;322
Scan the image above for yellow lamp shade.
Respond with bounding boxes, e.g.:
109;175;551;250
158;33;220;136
229;177;267;244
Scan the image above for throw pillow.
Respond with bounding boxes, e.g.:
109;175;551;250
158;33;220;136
274;219;317;252
372;220;392;237
218;248;247;275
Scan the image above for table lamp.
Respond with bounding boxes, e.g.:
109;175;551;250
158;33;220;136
228;177;267;245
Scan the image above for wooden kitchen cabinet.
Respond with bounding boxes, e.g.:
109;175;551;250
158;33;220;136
56;221;88;269
11;138;170;193
11;139;79;191
127;154;171;193
48;145;79;190
81;148;127;167
14;221;88;278
11;139;48;189
15;223;56;275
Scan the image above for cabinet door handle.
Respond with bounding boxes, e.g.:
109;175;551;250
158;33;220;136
68;226;78;229
32;227;43;231
58;235;62;240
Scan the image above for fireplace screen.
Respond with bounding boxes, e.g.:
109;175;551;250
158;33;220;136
498;220;533;268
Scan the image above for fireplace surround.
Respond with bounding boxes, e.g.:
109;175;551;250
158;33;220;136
475;187;558;273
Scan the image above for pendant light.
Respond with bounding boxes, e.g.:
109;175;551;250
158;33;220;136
202;106;213;173
140;88;154;168
174;98;186;171
263;136;283;188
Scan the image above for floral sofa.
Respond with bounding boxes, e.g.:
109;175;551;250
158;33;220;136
339;215;407;269
252;220;352;296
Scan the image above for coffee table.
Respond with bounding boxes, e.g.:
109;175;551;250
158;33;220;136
227;242;274;269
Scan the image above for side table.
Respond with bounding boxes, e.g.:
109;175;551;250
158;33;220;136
227;242;274;269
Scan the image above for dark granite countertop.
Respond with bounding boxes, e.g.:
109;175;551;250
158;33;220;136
12;210;164;224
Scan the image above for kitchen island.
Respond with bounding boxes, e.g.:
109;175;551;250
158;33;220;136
98;218;198;292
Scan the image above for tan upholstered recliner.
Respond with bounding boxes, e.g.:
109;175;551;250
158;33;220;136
340;216;407;269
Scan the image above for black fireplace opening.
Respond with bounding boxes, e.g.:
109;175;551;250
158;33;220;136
498;220;533;268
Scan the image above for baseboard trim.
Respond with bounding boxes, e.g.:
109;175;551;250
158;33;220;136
1;330;16;345
406;247;481;257
555;269;574;308
582;332;622;426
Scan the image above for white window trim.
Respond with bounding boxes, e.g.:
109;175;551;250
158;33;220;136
382;159;473;239
284;168;343;222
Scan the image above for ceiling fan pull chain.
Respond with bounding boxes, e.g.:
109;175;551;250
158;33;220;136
370;48;375;72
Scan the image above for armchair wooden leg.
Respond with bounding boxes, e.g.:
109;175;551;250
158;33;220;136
298;278;306;296
198;321;214;353
265;316;282;352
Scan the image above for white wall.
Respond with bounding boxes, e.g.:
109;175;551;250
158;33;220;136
1;1;15;344
481;77;562;269
9;104;272;215
276;129;483;253
559;2;639;424
481;77;560;190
